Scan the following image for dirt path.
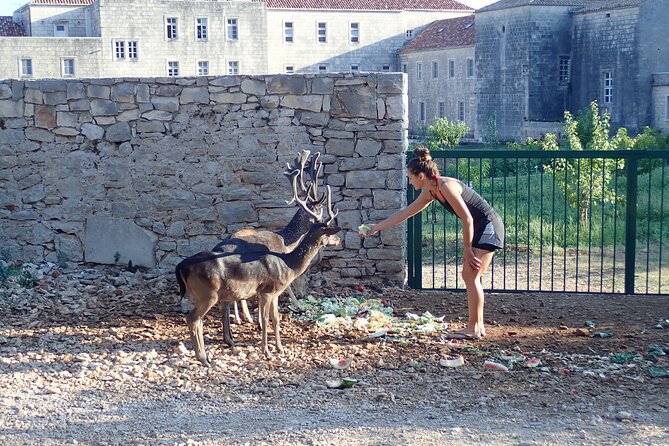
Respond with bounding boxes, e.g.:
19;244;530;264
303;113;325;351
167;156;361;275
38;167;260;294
0;264;667;445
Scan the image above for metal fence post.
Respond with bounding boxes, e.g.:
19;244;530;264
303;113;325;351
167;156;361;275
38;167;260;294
625;156;638;294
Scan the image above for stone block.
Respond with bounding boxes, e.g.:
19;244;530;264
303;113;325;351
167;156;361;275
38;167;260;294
84;216;157;267
0;99;23;118
106;122;132;142
111;83;136;102
266;75;307;95
180;87;209;104
346;170;387;189
35;105;57;129
241;78;266;96
280;95;322;112
81;123;104;140
87;84;111;99
25;127;54;143
355;139;382;157
91;99;118;116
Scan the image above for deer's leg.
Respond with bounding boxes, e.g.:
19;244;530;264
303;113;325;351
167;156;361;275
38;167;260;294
186;294;217;367
286;284;305;313
259;295;272;359
270;294;283;353
232;302;242;325
240;300;253;323
221;302;235;348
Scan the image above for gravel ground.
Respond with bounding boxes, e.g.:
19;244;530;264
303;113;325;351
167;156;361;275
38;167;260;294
0;262;667;445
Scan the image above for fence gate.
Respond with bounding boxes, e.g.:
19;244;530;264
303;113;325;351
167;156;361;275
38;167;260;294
406;150;669;295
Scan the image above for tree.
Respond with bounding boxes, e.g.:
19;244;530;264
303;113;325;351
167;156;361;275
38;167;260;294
426;117;470;151
542;101;627;223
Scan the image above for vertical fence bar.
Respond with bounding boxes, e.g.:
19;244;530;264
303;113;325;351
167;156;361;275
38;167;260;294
540;163;544;291
551;160;556;291
625;156;638;294
645;167;652;294
587;158;594;292
515;157;519;290
563;163;568;291
575;159;581;292
659;162;666;294
527;158;531;290
613;160;620;293
600;159;606;292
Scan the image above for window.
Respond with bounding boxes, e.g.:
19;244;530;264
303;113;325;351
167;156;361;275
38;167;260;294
467;58;474;78
54;22;68;37
406;29;413;39
128;41;138;60
603;71;613;103
350;22;359;43
61;58;75;77
19;58;32;77
198;61;209;76
559;56;571;84
166;17;178;40
168;61;179;76
419;102;426;122
284;22;293;42
227;18;238;40
448;60;455;78
438;101;445;118
317;22;327;43
350;64;359;73
228;60;239;75
285;65;294;74
382;64;391;72
402;63;408;73
416;62;422;80
114;41;126;60
197;18;208;40
432;61;438;79
318;64;327;73
458;101;465;121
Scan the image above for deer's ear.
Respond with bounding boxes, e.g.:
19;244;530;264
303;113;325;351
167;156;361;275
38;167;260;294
324;227;341;235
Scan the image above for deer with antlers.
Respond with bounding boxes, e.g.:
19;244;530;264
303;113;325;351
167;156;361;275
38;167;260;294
204;150;328;347
175;172;340;366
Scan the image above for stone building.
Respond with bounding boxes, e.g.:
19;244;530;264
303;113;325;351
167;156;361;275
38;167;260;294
475;0;669;141
0;0;473;80
399;14;476;137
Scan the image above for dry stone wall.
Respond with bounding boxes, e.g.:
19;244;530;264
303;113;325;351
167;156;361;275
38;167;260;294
0;73;408;286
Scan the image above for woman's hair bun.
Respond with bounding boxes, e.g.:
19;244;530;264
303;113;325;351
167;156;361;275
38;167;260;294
413;146;432;163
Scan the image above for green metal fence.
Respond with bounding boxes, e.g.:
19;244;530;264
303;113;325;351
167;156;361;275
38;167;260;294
406;149;669;295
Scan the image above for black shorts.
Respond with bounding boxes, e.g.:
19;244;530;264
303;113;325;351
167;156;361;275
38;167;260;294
473;216;505;252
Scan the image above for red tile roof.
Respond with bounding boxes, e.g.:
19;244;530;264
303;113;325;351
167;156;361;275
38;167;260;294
0;16;25;36
401;14;474;53
478;0;601;12
30;0;95;5
263;0;472;11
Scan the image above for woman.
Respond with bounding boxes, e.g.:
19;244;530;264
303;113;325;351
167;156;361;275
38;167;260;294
361;147;504;340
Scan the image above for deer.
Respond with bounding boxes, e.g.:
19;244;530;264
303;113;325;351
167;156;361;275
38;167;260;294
175;173;340;366
208;150;327;347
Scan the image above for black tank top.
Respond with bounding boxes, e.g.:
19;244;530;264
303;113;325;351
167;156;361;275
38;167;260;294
429;178;498;223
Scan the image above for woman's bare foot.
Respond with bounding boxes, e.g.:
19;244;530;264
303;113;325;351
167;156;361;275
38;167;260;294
446;328;482;340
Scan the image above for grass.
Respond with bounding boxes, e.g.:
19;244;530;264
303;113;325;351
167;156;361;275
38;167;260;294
414;162;669;294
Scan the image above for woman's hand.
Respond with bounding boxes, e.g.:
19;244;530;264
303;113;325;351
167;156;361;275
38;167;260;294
359;223;379;238
464;247;482;270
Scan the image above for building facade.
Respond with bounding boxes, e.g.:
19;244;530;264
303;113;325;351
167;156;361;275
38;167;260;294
399;14;476;137
0;0;473;80
476;0;669;141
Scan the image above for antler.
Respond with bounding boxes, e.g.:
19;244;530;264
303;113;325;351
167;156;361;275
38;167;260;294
284;150;311;204
287;169;323;222
325;185;339;226
305;152;324;203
